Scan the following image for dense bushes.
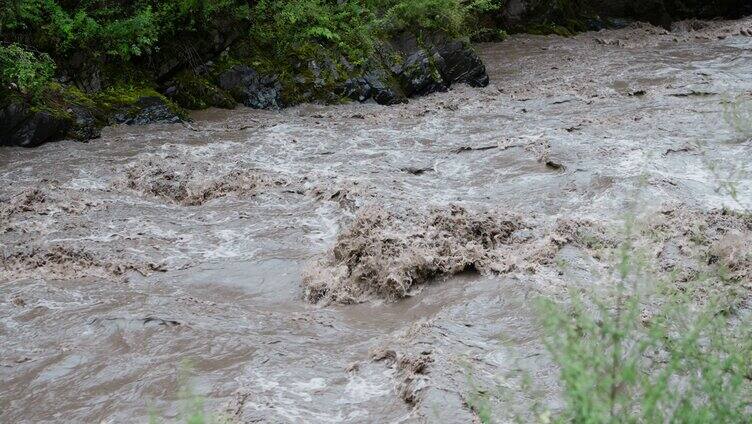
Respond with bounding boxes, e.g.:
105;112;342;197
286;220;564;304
248;0;501;68
0;0;498;97
0;42;54;96
0;0;493;66
249;0;376;67
541;286;752;422
0;1;252;62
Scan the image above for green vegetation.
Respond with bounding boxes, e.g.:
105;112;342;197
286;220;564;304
1;0;748;99
0;0;495;83
539;229;752;423
540;122;751;422
0;0;252;62
0;42;54;97
376;0;502;38
1;0;747;145
0;0;503;126
466;103;752;422
462;212;751;423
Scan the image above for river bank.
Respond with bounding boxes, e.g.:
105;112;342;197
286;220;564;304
2;0;751;148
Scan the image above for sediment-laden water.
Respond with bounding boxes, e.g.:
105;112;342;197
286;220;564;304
2;19;752;423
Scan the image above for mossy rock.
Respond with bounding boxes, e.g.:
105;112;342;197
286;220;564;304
92;86;188;124
165;71;236;110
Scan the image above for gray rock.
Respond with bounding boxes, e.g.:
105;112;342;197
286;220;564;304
386;32;489;100
364;73;405;105
396;50;448;96
0;107;69;148
339;78;372;102
68;105;101;140
114;97;183;126
433;39;489;88
217;65;283;109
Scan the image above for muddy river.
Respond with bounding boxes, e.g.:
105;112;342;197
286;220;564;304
2;19;752;423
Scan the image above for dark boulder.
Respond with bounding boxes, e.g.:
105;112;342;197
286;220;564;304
113;96;183;126
385;32;489;99
0;102;30;136
364;74;406;105
308;59;340;88
433;39;489;88
339;78;372;102
0;103;70;148
217;65;283;109
67;105;101;141
396;50;448;96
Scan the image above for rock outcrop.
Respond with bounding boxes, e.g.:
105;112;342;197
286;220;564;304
1;31;488;148
217;65;284;109
0;103;69;148
111;96;183;126
326;32;489;106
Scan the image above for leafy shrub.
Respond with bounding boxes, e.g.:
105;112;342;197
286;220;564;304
0;42;55;95
539;226;752;423
0;0;251;62
375;0;501;38
250;0;377;65
249;0;501;69
1;0;500;71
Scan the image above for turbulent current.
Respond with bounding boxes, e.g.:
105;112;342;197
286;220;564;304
2;19;752;423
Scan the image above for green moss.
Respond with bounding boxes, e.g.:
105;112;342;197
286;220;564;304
62;86;97;109
95;86;161;107
89;85;187;122
524;23;574;37
170;72;235;110
390;51;406;67
239;41;360;106
27;83;73;120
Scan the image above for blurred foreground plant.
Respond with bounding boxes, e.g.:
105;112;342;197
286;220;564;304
538;219;752;423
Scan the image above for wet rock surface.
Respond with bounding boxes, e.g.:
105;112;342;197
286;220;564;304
339;77;372;102
434;38;490;87
0;103;70;147
1;18;752;423
396;50;449;97
1;95;185;147
68;105;101;141
217;65;284;109
112;96;184;126
0;33;487;147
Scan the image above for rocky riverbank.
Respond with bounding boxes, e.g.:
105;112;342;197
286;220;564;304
0;31;487;148
3;0;749;148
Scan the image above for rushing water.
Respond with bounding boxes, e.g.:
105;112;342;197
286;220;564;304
2;19;752;423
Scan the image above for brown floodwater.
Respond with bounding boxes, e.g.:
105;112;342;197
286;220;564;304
2;19;752;423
